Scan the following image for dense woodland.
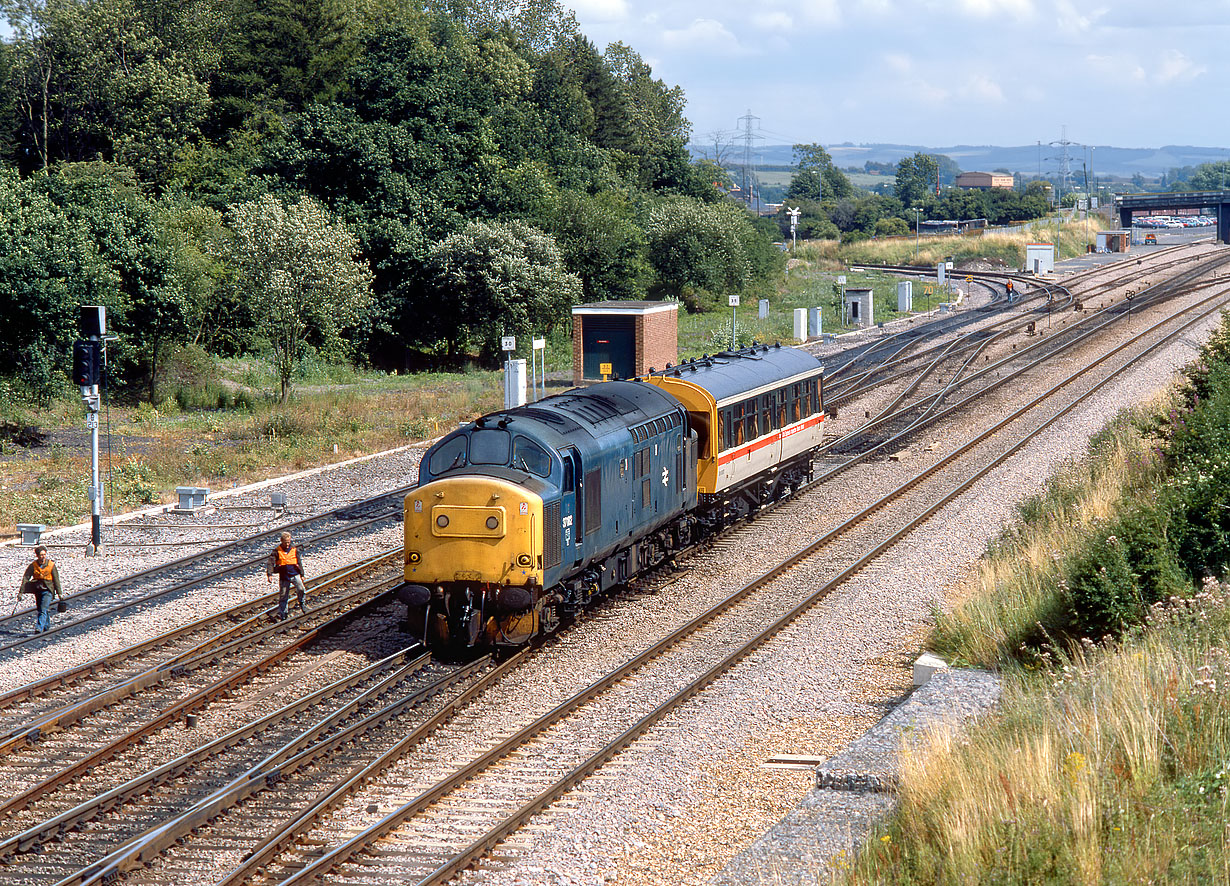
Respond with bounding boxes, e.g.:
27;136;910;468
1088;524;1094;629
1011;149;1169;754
0;0;785;404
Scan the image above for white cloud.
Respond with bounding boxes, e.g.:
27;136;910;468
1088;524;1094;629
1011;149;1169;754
953;0;1035;18
1053;0;1110;34
1086;53;1145;82
853;0;896;17
567;0;629;24
1156;49;1206;83
959;74;1005;103
752;11;794;30
796;0;843;26
661;18;746;53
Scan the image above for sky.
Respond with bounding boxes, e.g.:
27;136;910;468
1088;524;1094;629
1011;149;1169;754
567;0;1230;151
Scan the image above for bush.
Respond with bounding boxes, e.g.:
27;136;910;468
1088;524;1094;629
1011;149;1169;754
1065;527;1144;637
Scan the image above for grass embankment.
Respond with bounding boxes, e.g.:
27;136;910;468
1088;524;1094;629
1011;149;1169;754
0;366;503;534
821;215;1104;270
843;314;1230;884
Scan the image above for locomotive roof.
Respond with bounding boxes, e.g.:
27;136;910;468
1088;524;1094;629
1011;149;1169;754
492;380;681;439
648;343;822;402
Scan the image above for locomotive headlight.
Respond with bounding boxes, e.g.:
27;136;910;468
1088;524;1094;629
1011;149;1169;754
408;551;421;564
517;554;532;567
486;516;500;530
436;515;450;528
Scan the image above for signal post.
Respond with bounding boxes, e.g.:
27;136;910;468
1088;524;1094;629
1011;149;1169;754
73;306;106;555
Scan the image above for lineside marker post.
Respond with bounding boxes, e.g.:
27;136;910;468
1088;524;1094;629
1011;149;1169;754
501;335;515;409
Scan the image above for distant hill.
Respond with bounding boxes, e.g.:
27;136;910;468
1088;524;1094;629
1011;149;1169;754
690;143;1227;179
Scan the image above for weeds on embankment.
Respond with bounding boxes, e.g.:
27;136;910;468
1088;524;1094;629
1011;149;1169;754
842;310;1230;885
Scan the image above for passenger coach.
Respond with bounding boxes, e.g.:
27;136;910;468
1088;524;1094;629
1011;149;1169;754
643;343;824;524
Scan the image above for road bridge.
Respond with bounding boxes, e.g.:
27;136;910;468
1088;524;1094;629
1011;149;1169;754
1115;191;1230;244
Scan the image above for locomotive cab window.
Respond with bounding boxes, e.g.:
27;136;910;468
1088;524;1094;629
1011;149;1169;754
470;428;510;465
429;433;468;474
512;436;551;477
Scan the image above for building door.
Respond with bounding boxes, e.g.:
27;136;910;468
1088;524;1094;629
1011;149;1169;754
582;316;635;380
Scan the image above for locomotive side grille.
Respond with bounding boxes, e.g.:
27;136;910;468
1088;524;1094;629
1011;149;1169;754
543;501;561;569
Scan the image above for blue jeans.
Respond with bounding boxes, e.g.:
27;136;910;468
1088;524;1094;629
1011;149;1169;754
35;589;54;632
277;575;307;619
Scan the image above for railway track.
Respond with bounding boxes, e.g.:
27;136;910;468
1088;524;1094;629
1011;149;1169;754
824;239;1211;404
0;483;413;658
824;249;1230;455
12;258;1220;886
0;247;1222;885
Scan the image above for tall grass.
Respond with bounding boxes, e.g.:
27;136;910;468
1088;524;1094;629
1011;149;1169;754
0;366;504;534
931;416;1165;669
832;221;1095;270
847;589;1230;885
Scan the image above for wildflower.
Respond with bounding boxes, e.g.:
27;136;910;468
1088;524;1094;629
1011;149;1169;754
1063;751;1087;783
880;835;892;844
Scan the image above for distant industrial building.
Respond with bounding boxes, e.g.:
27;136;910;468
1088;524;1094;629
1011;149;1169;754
955;172;1013;190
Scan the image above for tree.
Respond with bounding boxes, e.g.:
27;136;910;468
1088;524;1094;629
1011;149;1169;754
209;0;358;132
423;218;580;362
2;0;215;182
786;143;853;203
0;166;106;399
220;194;372;400
645;196;759;303
895;152;940;207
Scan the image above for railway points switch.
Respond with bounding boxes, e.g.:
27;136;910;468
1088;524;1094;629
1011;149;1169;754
17;523;47;545
270;492;287;509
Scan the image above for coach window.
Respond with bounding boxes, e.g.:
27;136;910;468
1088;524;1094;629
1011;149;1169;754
762;395;774;432
778;389;787;428
744;398;758;440
811;379;821;414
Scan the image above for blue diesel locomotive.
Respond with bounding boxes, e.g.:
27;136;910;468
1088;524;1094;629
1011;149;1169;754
398;343;824;654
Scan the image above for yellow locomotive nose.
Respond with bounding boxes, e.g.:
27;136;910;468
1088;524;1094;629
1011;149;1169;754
405;477;544;587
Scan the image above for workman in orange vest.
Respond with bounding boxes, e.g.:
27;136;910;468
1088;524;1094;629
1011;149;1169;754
19;545;63;633
266;531;308;620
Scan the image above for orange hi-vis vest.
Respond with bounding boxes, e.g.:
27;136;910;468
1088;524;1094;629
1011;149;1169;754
32;560;55;582
275;546;299;568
